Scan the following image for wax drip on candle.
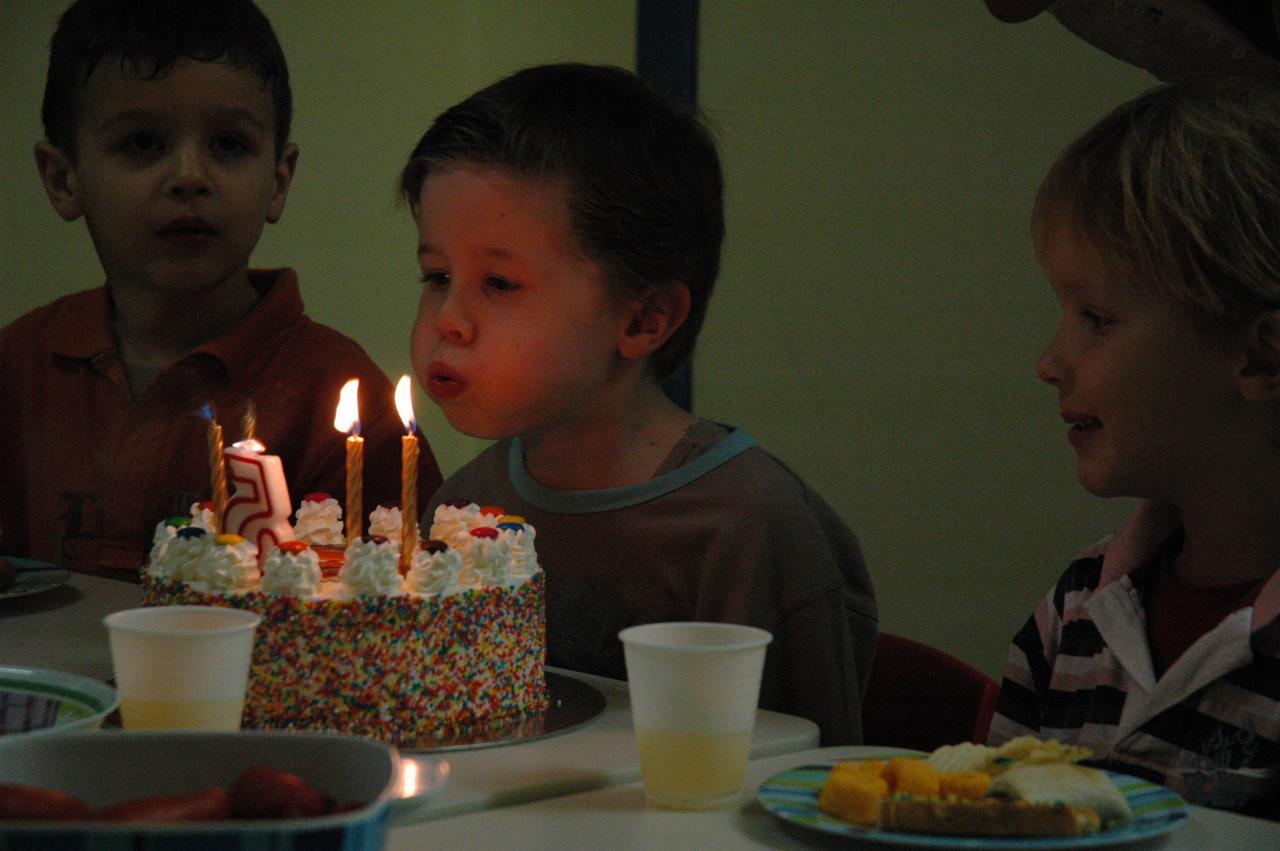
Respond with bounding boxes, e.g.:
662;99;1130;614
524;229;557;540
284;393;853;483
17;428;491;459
241;400;256;442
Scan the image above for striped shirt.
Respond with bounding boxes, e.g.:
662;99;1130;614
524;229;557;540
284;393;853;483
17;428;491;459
989;501;1280;817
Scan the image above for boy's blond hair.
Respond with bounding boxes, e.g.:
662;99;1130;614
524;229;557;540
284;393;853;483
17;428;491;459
1032;73;1280;333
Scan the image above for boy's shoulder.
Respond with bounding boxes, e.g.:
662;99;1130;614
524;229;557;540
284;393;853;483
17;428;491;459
0;287;110;355
224;268;390;387
465;429;849;530
668;427;844;522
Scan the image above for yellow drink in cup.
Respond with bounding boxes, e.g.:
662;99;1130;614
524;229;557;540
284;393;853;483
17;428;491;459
103;606;260;731
635;728;754;809
117;697;246;731
620;622;772;810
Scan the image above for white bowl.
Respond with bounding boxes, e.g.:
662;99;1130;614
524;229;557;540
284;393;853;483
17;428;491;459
0;665;118;735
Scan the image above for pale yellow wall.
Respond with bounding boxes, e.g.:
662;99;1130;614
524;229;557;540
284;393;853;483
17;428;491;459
697;1;1148;675
2;2;1153;676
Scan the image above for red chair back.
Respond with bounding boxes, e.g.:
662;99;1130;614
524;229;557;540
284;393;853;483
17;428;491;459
861;632;999;752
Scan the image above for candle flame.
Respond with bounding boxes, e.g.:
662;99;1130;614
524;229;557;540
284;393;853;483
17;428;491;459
334;379;361;435
395;375;416;433
231;438;266;453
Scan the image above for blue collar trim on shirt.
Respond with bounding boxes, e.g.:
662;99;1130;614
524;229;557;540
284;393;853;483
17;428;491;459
507;427;757;513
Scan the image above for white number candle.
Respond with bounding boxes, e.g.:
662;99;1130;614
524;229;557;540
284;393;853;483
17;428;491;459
224;437;296;561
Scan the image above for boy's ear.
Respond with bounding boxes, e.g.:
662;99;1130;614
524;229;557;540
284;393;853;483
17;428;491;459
617;284;691;362
1236;309;1280;400
266;143;300;224
34;140;84;222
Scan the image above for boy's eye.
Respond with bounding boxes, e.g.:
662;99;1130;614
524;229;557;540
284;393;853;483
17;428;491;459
420;271;451;290
211;134;253;156
485;275;519;293
117;132;164;154
1081;309;1114;331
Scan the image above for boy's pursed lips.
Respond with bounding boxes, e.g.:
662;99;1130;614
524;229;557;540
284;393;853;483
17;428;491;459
1061;409;1102;447
426;360;466;400
1061;409;1100;427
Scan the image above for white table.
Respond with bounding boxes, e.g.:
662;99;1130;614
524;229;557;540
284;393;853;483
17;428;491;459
390;745;1280;850
0;571;138;682
0;572;820;819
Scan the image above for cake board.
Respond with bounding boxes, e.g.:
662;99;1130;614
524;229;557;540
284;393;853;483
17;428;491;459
401;672;605;753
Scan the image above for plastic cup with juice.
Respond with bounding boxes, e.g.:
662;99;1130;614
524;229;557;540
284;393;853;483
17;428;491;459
620;621;772;810
103;605;260;730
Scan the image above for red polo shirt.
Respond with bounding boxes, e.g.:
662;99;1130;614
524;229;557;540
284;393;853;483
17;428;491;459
0;268;442;576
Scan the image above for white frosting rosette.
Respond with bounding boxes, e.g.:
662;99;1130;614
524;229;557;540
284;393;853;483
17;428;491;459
430;502;483;549
456;528;509;589
479;535;511;586
147;519;181;566
147;528;212;581
497;522;540;585
339;536;402;596
189;502;217;534
261;543;322;596
406;541;463;595
191;535;259;592
293;494;344;546
368;504;405;541
148;502;219;567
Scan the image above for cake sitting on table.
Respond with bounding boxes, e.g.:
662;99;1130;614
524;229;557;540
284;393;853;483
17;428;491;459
142;499;547;746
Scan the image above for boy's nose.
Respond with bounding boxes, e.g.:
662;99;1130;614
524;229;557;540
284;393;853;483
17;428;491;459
1035;335;1063;385
435;296;474;345
165;147;212;198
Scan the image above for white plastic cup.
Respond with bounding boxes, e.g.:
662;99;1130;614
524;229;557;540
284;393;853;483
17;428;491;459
103;606;260;731
620;621;772;810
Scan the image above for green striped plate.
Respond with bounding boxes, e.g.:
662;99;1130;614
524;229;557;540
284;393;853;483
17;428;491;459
0;666;118;735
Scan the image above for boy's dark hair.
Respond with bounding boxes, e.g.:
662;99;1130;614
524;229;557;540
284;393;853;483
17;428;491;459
400;63;724;379
42;0;292;160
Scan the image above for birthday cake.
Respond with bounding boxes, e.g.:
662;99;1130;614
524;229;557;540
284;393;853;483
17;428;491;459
141;499;547;746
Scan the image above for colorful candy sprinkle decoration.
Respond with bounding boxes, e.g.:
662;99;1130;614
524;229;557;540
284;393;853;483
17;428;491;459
141;572;547;746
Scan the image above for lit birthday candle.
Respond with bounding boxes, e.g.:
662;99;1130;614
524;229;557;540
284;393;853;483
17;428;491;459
224;435;295;562
395;375;419;574
334;379;363;545
203;404;229;534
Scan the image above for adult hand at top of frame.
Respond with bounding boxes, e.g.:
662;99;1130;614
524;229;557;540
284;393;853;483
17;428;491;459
983;0;1280;81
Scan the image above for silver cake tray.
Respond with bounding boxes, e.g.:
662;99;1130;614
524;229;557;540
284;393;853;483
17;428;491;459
401;671;606;753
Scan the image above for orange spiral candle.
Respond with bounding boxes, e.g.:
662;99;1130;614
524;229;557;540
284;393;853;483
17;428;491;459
345;434;364;545
396;375;419;574
400;434;418;574
334;379;363;546
206;414;229;535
